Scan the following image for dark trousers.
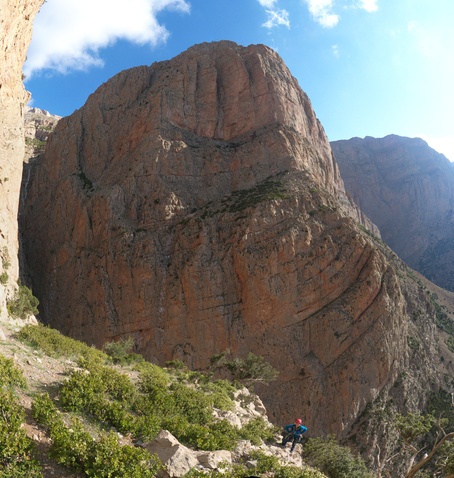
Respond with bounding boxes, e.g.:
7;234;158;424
282;434;300;451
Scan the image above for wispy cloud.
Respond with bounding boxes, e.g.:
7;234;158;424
358;0;378;13
23;0;190;78
303;0;379;28
304;0;339;28
257;0;290;28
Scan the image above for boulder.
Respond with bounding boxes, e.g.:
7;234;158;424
145;430;198;478
195;449;232;469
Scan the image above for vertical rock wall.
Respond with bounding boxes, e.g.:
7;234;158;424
0;0;43;318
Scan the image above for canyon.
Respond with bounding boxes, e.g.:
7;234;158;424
19;40;454;454
0;2;453;472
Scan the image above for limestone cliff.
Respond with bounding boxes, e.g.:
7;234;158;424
331;135;454;291
24;106;61;159
0;0;44;319
21;41;453;445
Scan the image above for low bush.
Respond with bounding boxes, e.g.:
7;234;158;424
32;393;161;477
103;336;144;365
239;417;279;445
0;389;43;477
0;354;27;389
211;351;279;388
17;323;107;362
58;360;138;434
304;436;373;478
7;282;39;320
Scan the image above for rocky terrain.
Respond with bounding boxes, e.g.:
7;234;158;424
20;39;454;460
332;135;454;291
0;318;324;478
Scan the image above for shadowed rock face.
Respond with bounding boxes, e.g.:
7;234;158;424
20;42;451;435
331;135;454;291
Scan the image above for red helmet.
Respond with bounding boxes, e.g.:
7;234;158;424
295;418;302;425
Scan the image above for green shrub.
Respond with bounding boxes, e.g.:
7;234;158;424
49;416;93;471
0;271;8;285
200;380;236;411
58;360;137;433
136;361;170;390
447;336;454;353
177;419;238;451
103;336;144;365
85;431;161;477
213;352;279;387
0;354;27;389
17;323;107;362
7;282;39;319
167;382;214;425
395;413;435;442
239;417;279;444
304;436;374;478
32;393;161;477
32;393;58;427
0;389;43;477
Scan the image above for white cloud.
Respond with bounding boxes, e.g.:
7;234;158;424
304;0;339;28
262;9;290;28
257;0;290;28
258;0;278;7
332;44;340;57
358;0;378;13
303;0;379;28
23;0;190;78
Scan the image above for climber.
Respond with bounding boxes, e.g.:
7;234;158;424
281;418;307;453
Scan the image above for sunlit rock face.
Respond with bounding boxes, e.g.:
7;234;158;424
21;41;451;436
0;0;44;319
332;135;454;291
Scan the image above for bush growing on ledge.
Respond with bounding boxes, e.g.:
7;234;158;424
7;282;39;320
17;323;107;362
103;336;144;365
211;351;279;387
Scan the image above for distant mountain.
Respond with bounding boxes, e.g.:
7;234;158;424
331;134;454;291
24;106;61;158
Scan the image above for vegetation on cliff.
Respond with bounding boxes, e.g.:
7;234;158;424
1;323;334;477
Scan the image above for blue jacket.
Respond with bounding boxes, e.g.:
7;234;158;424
284;424;307;438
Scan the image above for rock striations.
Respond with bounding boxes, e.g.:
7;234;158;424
0;0;44;319
332;135;454;291
21;42;453;444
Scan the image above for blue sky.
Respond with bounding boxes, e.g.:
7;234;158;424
24;0;454;160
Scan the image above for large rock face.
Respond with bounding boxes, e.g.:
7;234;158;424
331;135;454;291
0;0;44;319
21;42;453;437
